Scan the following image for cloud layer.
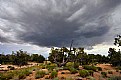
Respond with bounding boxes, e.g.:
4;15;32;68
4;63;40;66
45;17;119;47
0;0;121;48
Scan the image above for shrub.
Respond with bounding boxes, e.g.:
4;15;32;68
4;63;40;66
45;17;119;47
25;70;32;76
50;70;58;78
97;67;102;71
117;66;121;70
87;76;96;80
53;77;59;80
101;72;107;78
69;68;78;74
88;70;94;76
83;65;97;71
108;71;113;74
46;63;57;71
63;67;69;70
18;73;26;79
74;62;80;69
108;76;121;80
35;70;45;79
66;62;74;68
79;70;89;78
66;77;74;80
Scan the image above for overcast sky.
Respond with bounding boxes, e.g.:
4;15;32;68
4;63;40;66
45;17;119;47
0;0;121;57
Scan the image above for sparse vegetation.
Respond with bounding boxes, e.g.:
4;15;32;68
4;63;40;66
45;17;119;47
97;67;102;71
50;70;58;78
0;35;121;80
83;65;97;71
69;68;78;74
35;70;45;79
108;76;121;80
79;70;89;78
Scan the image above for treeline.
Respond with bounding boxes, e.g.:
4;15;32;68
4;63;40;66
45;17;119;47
1;35;121;67
0;50;45;66
48;47;110;67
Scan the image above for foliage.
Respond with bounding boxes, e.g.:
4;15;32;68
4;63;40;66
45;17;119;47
48;46;87;67
108;76;121;80
50;70;58;78
53;77;59;80
0;72;13;80
108;48;121;66
35;70;45;79
88;70;94;76
79;70;89;78
83;65;97;71
74;62;80;69
96;67;102;71
114;35;121;46
65;77;74;80
66;62;74;68
69;68;78;74
117;66;121;70
46;63;57;71
31;54;45;63
87;54;109;64
0;50;45;66
101;72;107;78
87;76;96;80
108;35;121;66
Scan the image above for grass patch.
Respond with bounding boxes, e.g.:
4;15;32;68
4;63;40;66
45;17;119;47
50;70;58;78
35;70;45;79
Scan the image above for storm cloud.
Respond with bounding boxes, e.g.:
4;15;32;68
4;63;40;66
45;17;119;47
0;0;121;48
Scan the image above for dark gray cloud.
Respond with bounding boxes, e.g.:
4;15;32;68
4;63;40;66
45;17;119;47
0;0;121;48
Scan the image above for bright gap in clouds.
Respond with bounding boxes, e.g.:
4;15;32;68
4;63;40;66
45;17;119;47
0;43;50;57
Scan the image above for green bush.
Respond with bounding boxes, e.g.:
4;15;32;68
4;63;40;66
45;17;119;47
108;76;121;80
53;77;59;80
83;65;97;71
66;77;74;80
63;67;70;70
74;62;80;69
87;76;96;80
117;66;121;70
46;63;57;71
50;70;58;78
69;68;78;74
79;70;89;78
18;73;26;79
101;72;107;78
88;70;94;76
35;70;45;79
96;67;102;71
66;62;74;68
